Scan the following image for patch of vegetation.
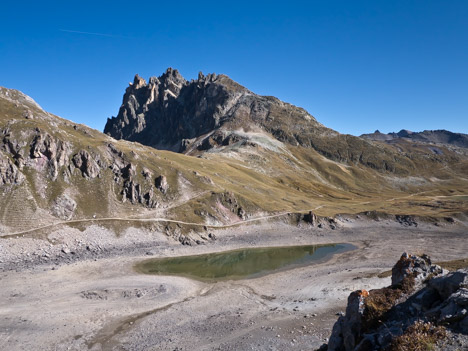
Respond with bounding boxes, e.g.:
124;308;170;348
388;321;447;351
363;274;416;331
1;86;468;236
437;258;468;271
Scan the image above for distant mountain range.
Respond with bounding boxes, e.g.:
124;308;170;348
361;129;468;148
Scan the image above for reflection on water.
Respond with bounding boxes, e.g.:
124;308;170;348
135;243;353;282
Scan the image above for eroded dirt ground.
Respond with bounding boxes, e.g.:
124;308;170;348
1;219;467;350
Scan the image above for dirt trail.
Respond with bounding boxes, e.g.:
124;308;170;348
2;189;457;239
1;211;292;238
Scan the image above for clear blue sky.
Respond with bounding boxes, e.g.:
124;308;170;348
1;1;467;135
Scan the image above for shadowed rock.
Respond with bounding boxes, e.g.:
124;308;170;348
0;151;24;185
104;69;327;154
104;68;448;174
72;150;100;179
155;175;168;194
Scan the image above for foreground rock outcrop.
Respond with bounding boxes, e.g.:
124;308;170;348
324;253;468;351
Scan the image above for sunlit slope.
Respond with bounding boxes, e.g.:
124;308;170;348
0;87;467;235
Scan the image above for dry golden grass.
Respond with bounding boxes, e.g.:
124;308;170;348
363;274;417;331
389;321;447;351
1;86;467;232
437;258;468;271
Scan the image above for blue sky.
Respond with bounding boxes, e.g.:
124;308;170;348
1;1;467;135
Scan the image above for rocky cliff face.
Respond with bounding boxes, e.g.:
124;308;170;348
0;87;175;231
105;68;333;154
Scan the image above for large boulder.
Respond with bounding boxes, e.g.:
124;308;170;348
429;270;468;300
328;290;369;351
72;150;100;179
51;194;77;220
392;252;443;287
0;152;24;186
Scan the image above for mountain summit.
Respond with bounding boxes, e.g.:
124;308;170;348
104;68;330;154
105;68;465;174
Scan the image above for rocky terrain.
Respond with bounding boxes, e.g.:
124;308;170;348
1;219;467;351
324;252;468;351
104;69;332;154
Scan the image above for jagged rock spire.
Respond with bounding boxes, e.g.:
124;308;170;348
104;67;328;157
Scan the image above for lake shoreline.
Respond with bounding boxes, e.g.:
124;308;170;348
135;243;356;282
1;219;467;350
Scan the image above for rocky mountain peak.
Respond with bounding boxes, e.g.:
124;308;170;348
127;69;187;99
104;68;327;154
396;129;414;137
131;74;147;89
160;67;185;82
107;68;463;173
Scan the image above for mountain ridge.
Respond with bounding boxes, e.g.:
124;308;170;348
104;68;331;154
1;80;467;237
104;68;467;176
361;129;468;148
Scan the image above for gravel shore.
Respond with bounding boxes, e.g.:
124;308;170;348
0;218;466;350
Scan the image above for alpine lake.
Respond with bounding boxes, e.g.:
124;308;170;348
135;243;354;282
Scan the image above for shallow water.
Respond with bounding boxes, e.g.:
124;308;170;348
135;243;354;282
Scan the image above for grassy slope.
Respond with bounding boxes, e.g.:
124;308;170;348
0;87;467;234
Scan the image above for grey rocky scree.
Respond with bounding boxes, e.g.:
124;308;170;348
51;194;77;220
323;252;468;351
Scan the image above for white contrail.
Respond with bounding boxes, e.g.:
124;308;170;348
59;29;132;39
